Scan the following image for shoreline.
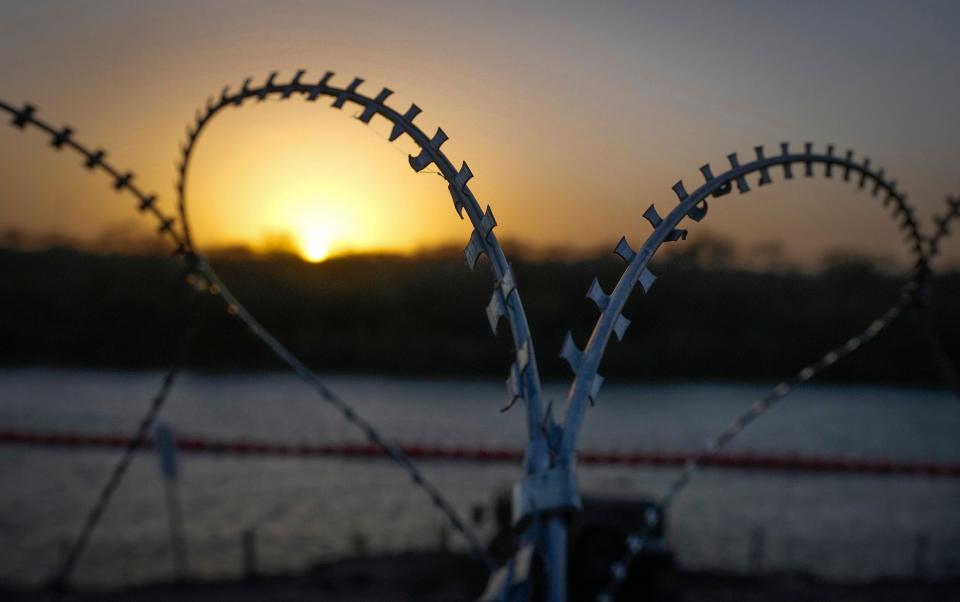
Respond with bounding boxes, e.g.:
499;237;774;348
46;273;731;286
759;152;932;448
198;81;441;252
4;552;958;601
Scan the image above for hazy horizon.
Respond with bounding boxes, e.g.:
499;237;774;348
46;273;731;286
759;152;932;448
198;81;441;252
3;219;946;275
2;1;959;269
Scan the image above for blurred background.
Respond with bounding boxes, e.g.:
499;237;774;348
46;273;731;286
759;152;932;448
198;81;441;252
1;1;959;600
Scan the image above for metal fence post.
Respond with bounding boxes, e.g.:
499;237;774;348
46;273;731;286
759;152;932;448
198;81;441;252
243;529;258;580
748;526;765;574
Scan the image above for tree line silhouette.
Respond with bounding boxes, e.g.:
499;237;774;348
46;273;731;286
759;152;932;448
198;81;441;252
1;237;955;383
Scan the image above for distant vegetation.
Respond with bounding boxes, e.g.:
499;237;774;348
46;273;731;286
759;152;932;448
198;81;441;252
0;238;956;384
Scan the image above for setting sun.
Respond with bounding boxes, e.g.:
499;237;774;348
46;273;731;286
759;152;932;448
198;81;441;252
300;227;334;263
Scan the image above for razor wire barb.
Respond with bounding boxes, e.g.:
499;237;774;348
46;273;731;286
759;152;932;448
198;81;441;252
592;151;953;600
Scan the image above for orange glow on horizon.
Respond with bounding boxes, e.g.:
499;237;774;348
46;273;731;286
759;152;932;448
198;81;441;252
1;29;950;271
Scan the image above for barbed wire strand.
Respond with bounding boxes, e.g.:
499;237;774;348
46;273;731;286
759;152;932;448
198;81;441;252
50;286;201;592
195;263;495;568
0;100;190;251
597;288;928;600
0;99;205;591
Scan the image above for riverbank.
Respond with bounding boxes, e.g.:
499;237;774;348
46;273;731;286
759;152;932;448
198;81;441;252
2;553;957;601
3;245;956;383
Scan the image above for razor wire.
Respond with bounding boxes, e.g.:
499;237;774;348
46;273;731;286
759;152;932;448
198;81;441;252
592;152;949;600
558;144;925;466
174;69;549;447
478;142;932;602
172;71;568;580
4;83;959;601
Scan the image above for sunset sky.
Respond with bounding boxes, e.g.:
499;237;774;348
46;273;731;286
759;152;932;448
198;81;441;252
1;0;958;267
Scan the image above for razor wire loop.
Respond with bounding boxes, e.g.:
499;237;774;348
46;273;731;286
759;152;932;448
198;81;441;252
173;70;570;577
559;142;926;465
175;70;548;454
594;151;953;601
175;70;548;440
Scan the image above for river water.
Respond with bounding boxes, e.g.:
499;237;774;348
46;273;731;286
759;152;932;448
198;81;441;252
0;369;958;587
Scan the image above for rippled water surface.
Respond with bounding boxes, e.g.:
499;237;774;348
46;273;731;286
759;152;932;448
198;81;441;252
1;369;958;586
